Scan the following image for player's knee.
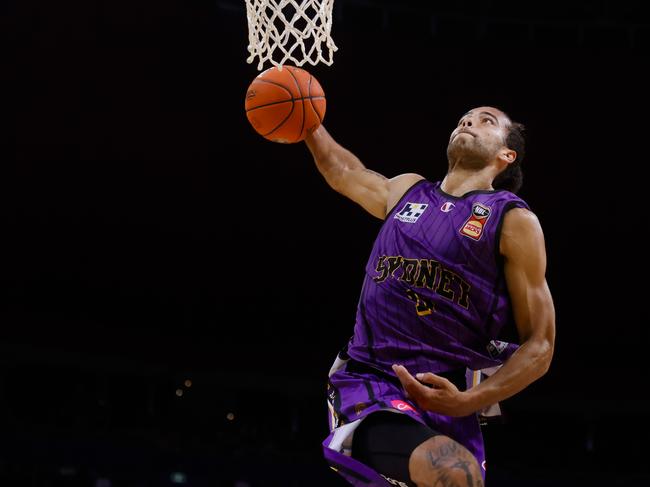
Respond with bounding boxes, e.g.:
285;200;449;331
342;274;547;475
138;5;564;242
412;469;480;487
408;436;483;487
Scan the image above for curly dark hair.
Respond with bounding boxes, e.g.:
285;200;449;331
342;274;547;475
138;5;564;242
493;120;525;194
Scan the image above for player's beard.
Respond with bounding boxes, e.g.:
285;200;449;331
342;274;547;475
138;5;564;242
446;134;495;171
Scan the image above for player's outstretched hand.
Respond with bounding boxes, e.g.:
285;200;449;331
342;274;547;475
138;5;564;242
392;364;474;417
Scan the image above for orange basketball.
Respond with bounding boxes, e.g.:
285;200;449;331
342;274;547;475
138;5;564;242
244;65;326;143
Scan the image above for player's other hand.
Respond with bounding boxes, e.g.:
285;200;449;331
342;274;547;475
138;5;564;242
392;364;474;417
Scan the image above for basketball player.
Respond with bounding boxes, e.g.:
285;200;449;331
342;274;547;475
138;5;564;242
304;107;556;487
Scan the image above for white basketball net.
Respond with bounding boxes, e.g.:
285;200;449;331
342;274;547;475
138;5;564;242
245;0;338;70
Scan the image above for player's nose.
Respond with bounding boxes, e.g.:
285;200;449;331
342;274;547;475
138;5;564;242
460;118;473;127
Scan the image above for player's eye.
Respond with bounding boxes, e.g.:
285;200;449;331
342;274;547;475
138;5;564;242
483;118;493;124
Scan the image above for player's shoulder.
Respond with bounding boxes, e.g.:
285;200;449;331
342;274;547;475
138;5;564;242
389;172;425;185
501;207;544;251
503;206;540;228
386;173;427;216
387;173;427;196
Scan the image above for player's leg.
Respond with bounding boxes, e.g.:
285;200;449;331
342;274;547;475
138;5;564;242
352;411;483;487
408;435;483;487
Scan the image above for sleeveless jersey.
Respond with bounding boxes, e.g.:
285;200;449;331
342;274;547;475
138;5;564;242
347;179;530;374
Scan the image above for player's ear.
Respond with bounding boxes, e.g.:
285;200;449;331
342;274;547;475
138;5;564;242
499;148;516;165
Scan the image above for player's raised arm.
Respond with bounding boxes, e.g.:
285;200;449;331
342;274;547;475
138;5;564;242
305;125;423;219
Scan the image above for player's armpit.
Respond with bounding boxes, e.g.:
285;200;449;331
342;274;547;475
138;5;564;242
336;170;423;220
385;173;426;217
334;170;424;220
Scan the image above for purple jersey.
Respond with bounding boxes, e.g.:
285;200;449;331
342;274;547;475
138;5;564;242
347;179;529;375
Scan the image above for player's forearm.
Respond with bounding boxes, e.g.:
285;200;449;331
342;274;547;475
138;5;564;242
464;335;554;412
304;125;365;192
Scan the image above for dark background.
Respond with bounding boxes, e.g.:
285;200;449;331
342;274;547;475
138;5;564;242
3;0;650;486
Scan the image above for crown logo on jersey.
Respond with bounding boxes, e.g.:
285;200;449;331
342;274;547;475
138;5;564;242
394;202;428;223
460;203;492;240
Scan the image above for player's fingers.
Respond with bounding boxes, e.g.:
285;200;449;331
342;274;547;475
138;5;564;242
392;365;430;400
392;364;418;389
403;380;429;401
415;372;450;389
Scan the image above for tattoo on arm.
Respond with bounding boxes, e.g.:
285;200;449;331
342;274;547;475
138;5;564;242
362;168;387;180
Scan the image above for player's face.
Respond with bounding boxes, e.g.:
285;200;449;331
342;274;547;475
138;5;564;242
447;106;511;167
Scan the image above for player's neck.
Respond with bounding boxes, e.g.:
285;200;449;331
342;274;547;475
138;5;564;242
441;169;495;197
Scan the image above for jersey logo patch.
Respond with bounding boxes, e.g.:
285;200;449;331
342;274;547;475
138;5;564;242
394;202;428;223
460;203;492;240
390;399;418;414
487;339;508;358
440;201;456;212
